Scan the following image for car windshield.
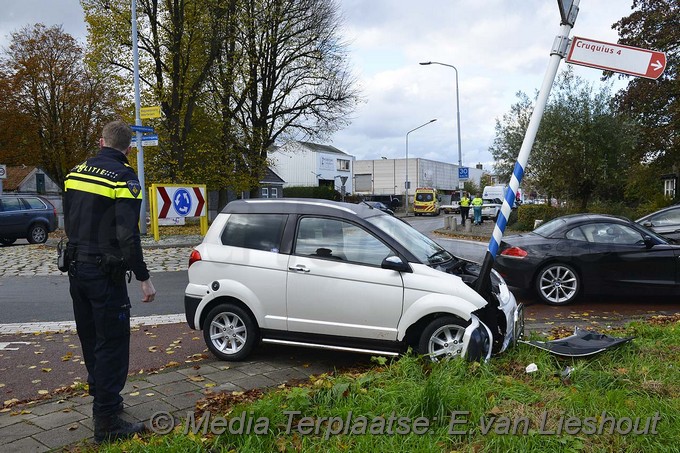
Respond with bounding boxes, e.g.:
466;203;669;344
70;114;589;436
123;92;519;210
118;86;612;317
367;214;453;265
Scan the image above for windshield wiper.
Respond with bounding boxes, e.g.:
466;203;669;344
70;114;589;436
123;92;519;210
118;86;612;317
428;249;451;262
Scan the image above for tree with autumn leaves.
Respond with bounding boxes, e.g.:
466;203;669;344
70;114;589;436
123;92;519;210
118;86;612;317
0;24;121;189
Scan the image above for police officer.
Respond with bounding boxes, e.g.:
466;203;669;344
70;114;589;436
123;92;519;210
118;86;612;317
64;120;156;443
471;193;484;225
459;192;471;225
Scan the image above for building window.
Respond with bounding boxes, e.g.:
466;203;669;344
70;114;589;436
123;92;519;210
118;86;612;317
337;159;350;171
664;179;676;198
271;188;278;198
261;187;269;198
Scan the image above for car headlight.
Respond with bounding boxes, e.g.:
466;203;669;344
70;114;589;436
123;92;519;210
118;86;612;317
491;269;511;306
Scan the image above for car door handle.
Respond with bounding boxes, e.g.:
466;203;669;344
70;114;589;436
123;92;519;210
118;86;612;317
288;266;310;273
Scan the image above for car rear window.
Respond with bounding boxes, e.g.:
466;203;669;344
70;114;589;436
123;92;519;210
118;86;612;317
23;198;47;209
220;213;286;252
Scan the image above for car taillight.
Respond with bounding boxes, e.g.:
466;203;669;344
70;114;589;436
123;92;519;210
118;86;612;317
188;249;202;268
500;247;528;258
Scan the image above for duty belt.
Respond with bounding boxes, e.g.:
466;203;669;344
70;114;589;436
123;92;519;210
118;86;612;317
75;254;101;264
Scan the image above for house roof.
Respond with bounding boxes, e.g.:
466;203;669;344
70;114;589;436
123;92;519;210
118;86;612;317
296;141;348;156
260;167;285;184
3;166;36;191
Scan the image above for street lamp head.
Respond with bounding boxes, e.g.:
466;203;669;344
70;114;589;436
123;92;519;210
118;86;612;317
429;119;437;123
419;61;432;65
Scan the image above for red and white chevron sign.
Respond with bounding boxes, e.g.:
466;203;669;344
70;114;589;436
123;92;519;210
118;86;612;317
155;186;206;218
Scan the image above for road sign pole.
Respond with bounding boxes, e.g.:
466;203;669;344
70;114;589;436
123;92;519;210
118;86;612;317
132;0;147;235
475;0;579;296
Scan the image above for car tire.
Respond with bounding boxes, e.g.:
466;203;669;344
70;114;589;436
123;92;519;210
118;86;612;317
1;238;17;246
203;304;259;361
535;263;580;305
418;316;467;362
27;224;48;244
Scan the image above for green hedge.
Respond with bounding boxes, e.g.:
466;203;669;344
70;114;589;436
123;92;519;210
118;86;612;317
514;198;675;231
282;185;342;200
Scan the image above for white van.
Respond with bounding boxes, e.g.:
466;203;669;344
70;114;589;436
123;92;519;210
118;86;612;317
483;186;523;206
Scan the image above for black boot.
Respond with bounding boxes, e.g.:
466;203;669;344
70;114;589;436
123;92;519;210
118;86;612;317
94;413;146;444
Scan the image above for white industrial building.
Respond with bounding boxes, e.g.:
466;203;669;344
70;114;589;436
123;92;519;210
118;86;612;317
354;158;484;204
268;141;486;203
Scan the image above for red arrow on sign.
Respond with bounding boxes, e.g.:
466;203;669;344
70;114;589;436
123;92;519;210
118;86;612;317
566;36;667;80
158;187;171;218
193;187;205;216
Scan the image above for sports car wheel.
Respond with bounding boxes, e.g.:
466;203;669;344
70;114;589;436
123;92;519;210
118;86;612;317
535;263;580;305
203;304;258;361
418;316;467;362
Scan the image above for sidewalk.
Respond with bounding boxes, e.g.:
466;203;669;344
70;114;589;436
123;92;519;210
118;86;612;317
1;333;373;452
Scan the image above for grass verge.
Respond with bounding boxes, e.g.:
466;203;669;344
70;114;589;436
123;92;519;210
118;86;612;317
94;319;679;453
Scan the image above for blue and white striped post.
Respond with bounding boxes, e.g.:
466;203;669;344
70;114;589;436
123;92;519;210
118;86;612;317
474;0;579;296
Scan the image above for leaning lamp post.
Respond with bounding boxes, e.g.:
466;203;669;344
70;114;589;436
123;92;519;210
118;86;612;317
420;61;463;198
405;119;437;214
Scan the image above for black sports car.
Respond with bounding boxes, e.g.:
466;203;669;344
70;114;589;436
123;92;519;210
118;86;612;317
494;214;680;305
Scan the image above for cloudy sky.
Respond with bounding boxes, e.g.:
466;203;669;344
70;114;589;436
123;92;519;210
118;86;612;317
0;0;635;169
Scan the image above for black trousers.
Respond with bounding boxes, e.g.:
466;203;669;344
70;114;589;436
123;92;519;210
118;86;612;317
69;262;131;416
460;207;470;224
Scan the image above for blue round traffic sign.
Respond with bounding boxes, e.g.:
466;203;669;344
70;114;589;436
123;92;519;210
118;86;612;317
173;188;193;217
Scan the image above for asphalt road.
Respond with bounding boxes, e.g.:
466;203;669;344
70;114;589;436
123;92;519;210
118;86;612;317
0;271;188;324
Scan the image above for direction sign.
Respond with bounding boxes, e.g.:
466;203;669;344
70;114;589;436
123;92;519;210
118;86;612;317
131;134;159;147
0;164;6;180
140;106;161;119
458;167;469;180
130;125;155;133
566;36;667;80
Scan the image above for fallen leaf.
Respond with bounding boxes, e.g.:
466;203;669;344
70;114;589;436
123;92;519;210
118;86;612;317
39;360;49;364
41;368;52;373
145;393;155;397
38;390;49;395
67;424;79;431
148;346;159;352
189;376;205;382
129;392;140;396
0;384;5;388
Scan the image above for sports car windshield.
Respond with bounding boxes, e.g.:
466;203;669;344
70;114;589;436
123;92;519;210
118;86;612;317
368;215;453;265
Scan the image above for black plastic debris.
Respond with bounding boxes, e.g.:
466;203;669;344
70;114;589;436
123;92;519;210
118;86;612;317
520;327;634;357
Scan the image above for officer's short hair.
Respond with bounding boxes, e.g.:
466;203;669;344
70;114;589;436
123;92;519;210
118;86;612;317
102;120;133;152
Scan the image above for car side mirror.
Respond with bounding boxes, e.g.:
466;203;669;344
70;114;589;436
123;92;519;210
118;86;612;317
643;235;654;248
642;221;653;227
381;256;411;273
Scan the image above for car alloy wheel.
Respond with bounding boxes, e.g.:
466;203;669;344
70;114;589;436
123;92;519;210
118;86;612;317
203;304;258;361
535;263;580;305
28;224;48;244
419;316;467;362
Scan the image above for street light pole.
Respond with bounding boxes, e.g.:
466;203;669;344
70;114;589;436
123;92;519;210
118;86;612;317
420;61;463;198
405;119;437;214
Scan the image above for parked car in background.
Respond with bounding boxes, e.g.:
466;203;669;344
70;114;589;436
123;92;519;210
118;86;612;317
440;200;460;214
494;214;680;305
362;200;395;216
636;204;680;242
185;199;522;363
481;198;503;221
0;195;58;245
